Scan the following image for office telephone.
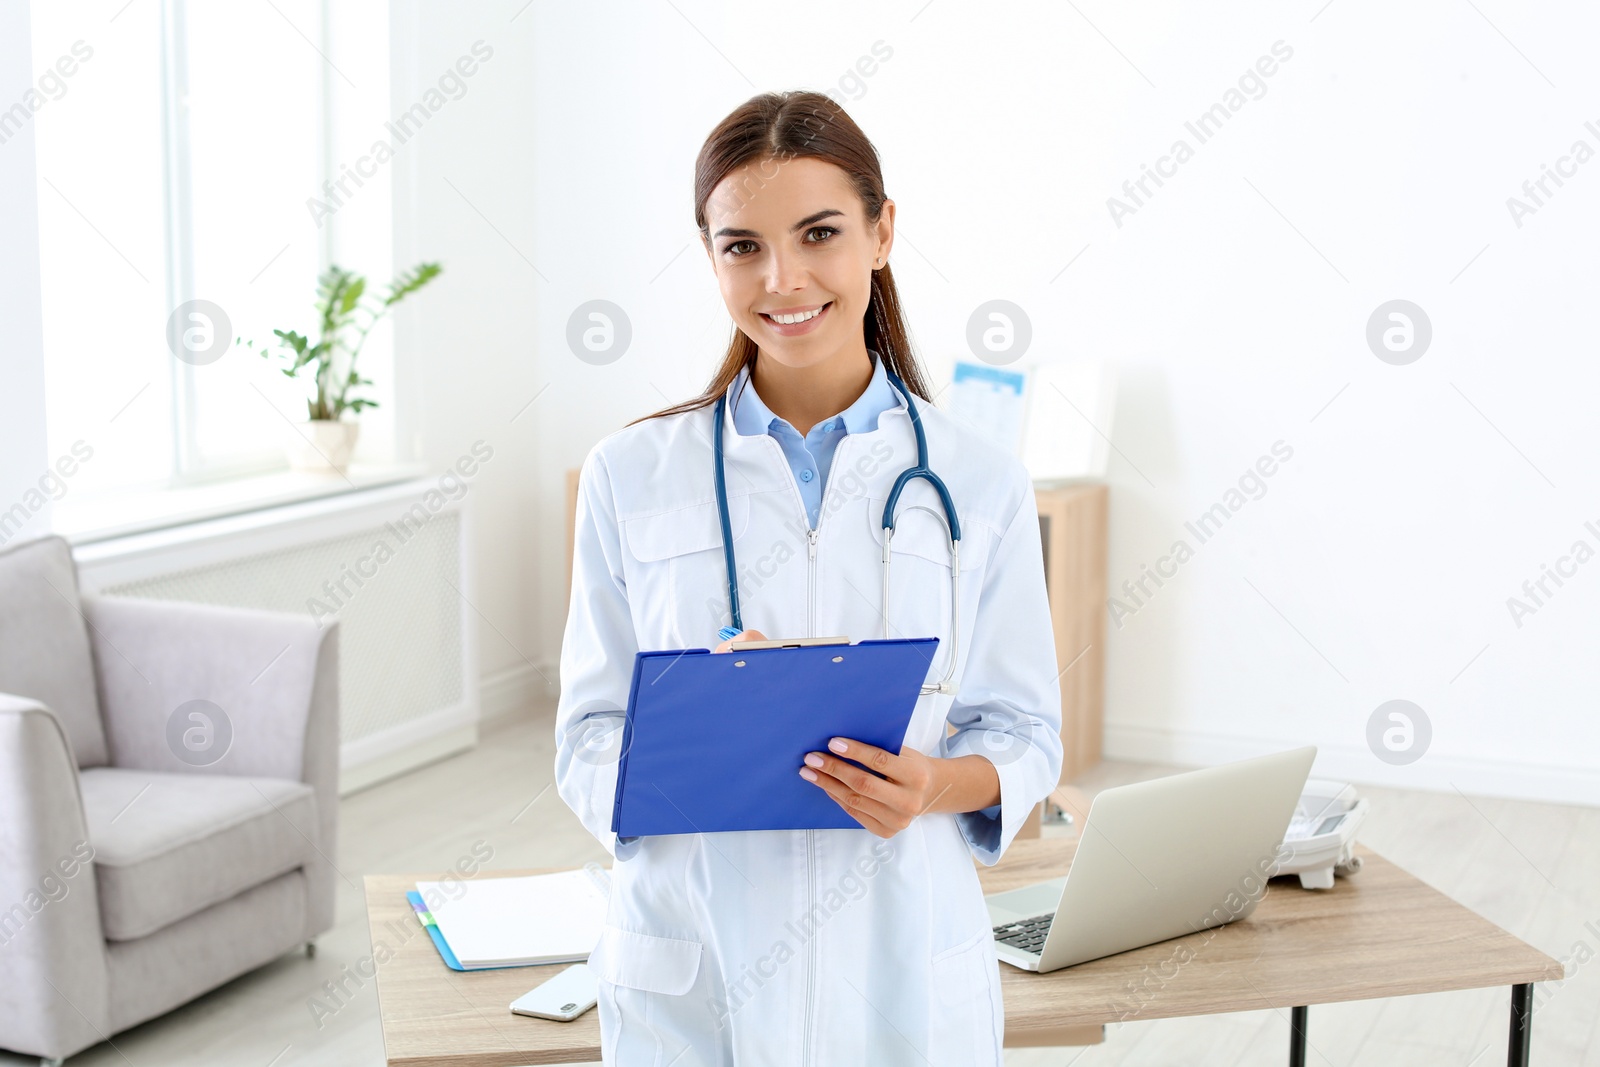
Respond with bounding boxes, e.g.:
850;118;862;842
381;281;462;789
1275;780;1369;890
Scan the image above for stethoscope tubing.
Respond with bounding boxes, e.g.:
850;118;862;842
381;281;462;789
711;361;963;695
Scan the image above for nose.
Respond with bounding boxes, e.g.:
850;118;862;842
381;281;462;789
763;245;808;296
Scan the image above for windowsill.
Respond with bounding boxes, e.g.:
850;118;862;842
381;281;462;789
53;461;431;546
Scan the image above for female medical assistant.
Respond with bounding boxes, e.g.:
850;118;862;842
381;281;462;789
556;351;1063;1063
554;91;1064;1067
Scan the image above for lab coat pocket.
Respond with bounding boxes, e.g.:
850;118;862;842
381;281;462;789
586;923;703;995
621;494;750;648
929;929;997;1063
931;929;987;1006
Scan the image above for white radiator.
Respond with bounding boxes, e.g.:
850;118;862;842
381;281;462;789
72;477;479;794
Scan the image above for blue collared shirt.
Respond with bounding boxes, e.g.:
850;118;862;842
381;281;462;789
731;349;900;530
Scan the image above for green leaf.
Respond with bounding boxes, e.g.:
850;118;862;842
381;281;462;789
339;276;366;316
275;328;310;355
384;261;443;306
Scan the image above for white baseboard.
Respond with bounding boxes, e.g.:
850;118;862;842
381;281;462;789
339;721;478;795
480;662;557;727
334;665;553;795
1102;723;1600;808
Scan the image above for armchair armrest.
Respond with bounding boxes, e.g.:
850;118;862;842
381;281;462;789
0;693;111;1059
82;595;341;935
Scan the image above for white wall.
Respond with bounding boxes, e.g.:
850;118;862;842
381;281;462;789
385;0;543;714
1;0;53;545
392;0;1597;802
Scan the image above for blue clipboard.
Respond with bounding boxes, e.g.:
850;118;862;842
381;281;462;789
610;637;938;836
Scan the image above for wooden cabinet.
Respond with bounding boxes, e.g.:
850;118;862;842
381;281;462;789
1034;483;1108;783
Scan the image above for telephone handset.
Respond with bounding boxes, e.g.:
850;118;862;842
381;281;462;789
1275;780;1370;890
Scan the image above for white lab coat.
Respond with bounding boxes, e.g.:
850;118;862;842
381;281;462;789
555;373;1064;1066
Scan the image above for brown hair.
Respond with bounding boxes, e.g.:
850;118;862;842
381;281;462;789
626;90;930;427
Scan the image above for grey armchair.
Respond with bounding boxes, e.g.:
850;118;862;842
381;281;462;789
0;533;340;1065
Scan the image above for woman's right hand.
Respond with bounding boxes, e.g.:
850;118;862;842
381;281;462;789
712;628;767;653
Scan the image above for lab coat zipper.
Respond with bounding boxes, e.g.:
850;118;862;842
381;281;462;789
804;525;817;1067
804;826;815;1065
807;528;817;635
802;435;867;1064
801;434;853;635
801;437;848;1065
762;432;854;1065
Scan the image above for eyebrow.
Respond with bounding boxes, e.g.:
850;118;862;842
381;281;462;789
713;209;845;241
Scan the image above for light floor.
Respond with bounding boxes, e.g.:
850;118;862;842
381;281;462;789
13;705;1598;1067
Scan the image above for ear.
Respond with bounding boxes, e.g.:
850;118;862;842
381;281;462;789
875;199;896;265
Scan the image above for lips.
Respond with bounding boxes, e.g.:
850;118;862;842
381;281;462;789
761;301;829;320
759;301;832;328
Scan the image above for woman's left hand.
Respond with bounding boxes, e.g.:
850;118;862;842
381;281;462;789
798;737;949;838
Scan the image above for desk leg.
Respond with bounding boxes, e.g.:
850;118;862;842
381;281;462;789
1508;984;1532;1067
1288;1005;1308;1067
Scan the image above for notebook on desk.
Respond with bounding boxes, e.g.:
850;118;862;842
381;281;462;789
409;863;612;971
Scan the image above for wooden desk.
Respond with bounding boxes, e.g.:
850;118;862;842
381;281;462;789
983;839;1563;1064
366;838;1563;1066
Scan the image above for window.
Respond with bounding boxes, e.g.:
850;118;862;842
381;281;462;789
30;0;394;501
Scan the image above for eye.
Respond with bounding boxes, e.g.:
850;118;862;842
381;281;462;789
723;227;839;259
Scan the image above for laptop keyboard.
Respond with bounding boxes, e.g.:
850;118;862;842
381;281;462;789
992;912;1055;954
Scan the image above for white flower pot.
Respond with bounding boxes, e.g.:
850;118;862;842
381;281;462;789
288;419;360;474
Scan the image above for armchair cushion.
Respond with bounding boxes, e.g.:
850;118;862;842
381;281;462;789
79;767;317;941
0;534;107;767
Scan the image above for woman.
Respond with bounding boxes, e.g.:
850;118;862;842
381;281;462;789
555;90;1063;1066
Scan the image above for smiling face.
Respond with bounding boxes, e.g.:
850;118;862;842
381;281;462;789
702;155;893;374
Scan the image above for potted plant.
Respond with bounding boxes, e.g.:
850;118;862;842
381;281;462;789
241;261;442;473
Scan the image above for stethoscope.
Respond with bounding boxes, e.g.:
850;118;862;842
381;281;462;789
711;361;962;695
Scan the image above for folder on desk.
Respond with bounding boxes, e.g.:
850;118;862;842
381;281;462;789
407;864;612;971
611;637;938;836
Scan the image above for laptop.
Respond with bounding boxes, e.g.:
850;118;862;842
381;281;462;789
986;746;1317;972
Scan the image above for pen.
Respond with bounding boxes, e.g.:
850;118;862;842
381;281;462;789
717;626;742;641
